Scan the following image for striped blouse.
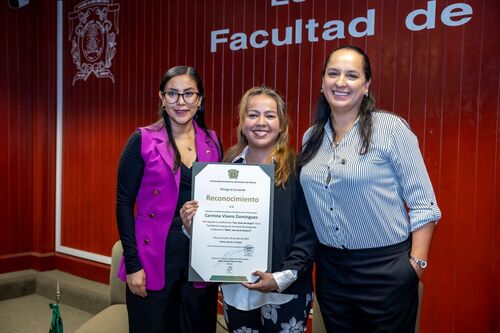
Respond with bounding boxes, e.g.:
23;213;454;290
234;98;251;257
299;111;441;249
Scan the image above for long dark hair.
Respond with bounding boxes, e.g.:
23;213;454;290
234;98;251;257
158;66;221;170
298;45;376;167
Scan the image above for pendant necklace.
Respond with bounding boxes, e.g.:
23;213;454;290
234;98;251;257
176;135;195;152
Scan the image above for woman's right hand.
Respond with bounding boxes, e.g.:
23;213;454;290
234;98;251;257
126;269;147;297
180;200;199;235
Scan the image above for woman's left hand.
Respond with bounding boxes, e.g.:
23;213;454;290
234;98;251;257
180;200;198;235
242;271;278;292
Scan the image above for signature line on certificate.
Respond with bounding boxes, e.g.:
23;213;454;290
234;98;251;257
212;248;244;267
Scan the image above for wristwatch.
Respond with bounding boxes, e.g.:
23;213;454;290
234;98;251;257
410;256;428;270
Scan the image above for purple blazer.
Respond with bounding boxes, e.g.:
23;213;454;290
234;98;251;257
118;121;221;290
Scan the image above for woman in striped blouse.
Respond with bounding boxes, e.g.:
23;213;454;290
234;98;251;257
298;46;442;332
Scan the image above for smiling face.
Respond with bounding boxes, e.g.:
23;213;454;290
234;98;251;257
241;94;281;152
159;74;202;128
322;49;371;116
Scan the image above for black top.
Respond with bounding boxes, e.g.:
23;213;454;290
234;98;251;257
116;131;193;274
174;163;193;218
269;170;318;295
116;131;143;274
234;158;318;295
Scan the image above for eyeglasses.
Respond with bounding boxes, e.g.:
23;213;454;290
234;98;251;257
161;90;200;104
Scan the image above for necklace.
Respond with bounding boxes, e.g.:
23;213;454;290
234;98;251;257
175;135;195;152
332;139;342;149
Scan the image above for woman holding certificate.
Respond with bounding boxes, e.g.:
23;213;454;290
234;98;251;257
181;86;317;333
116;66;222;333
299;46;441;332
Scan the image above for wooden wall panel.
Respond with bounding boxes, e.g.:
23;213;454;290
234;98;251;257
59;1;499;331
2;0;499;331
0;1;57;271
0;1;34;257
32;0;57;255
1;1;54;255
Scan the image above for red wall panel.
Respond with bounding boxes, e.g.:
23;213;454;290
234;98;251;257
0;1;57;266
0;0;34;257
2;0;499;331
58;1;500;331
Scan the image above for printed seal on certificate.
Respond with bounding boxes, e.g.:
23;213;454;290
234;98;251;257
244;245;254;255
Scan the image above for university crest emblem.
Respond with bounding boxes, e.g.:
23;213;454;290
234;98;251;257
228;169;239;179
68;0;120;85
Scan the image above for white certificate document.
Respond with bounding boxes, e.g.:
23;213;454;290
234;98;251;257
189;162;274;283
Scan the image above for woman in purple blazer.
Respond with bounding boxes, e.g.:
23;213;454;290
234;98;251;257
116;66;222;333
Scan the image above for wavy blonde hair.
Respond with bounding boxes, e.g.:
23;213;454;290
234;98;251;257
224;86;293;188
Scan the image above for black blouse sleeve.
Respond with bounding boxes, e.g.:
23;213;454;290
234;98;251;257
116;131;144;274
281;175;318;275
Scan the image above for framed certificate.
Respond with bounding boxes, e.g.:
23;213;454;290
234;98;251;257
188;162;274;283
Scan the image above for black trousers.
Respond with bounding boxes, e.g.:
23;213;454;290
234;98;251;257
126;219;218;333
315;238;419;333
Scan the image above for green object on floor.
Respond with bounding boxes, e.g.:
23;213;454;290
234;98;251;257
49;280;63;333
49;302;63;333
49;303;63;333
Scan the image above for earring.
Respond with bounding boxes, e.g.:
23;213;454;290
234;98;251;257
364;91;369;97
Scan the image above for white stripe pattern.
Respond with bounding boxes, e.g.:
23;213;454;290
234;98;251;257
300;112;441;249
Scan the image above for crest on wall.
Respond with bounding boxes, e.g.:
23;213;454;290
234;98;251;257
68;0;120;85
